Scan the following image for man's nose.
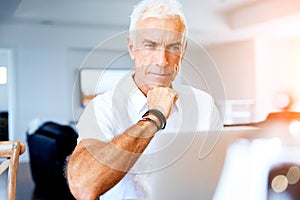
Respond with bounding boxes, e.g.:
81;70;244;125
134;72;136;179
154;48;168;67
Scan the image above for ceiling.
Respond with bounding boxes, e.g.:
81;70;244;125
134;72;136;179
1;0;300;45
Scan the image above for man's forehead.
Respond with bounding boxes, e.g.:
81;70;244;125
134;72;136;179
133;28;185;43
136;16;185;32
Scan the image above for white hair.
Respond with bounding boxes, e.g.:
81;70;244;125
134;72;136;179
129;0;188;34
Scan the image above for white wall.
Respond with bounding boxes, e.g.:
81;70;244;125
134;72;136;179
204;38;300;122
0;84;8;110
255;38;300;121
207;41;255;100
202;38;300;123
0;22;129;161
0;50;9;110
206;41;256;124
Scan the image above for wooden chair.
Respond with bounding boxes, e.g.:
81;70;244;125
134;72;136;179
0;141;26;200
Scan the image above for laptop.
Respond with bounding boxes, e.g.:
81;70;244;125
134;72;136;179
129;128;258;200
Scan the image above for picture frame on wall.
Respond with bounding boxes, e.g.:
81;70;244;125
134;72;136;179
79;68;131;107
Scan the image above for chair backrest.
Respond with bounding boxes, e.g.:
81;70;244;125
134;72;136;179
27;121;78;199
0;141;26;200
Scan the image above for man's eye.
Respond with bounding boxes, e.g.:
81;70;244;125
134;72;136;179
144;43;155;48
168;45;181;53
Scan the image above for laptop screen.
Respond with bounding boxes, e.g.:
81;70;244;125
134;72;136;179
128;128;257;200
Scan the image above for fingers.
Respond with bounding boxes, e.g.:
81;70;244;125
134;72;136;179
148;87;178;103
147;87;178;119
168;87;179;103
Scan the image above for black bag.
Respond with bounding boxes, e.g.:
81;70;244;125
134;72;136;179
0;111;8;141
27;121;78;200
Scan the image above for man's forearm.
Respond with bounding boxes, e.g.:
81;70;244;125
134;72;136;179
67;119;158;200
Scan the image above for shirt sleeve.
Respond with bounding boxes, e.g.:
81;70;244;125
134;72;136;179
76;94;116;142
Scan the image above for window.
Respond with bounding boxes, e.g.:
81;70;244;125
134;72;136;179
0;66;7;84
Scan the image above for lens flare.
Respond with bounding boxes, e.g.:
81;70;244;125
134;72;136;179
289;120;300;136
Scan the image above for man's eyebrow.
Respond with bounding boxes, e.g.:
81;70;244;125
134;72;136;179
167;42;182;46
143;39;182;46
143;39;158;44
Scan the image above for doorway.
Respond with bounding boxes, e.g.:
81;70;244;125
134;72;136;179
0;48;15;140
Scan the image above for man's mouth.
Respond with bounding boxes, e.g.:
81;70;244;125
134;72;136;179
149;72;170;77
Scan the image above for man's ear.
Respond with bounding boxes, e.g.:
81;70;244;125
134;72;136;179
127;36;135;60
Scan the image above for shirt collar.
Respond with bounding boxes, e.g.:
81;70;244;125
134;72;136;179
128;75;148;115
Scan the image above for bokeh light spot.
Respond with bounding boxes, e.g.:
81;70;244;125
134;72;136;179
286;166;300;185
271;175;288;193
289;120;300;136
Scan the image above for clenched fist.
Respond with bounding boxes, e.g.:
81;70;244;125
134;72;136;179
147;87;178;119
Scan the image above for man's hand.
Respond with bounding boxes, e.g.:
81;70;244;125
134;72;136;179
147;87;178;119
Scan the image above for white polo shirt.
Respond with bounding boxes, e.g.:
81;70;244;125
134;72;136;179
77;73;223;199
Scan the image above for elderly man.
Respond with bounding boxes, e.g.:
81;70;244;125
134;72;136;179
67;0;223;199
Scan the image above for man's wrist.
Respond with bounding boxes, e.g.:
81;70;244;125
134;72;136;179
139;117;160;131
142;109;166;130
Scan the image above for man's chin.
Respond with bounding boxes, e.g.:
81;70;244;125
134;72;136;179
148;82;171;89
